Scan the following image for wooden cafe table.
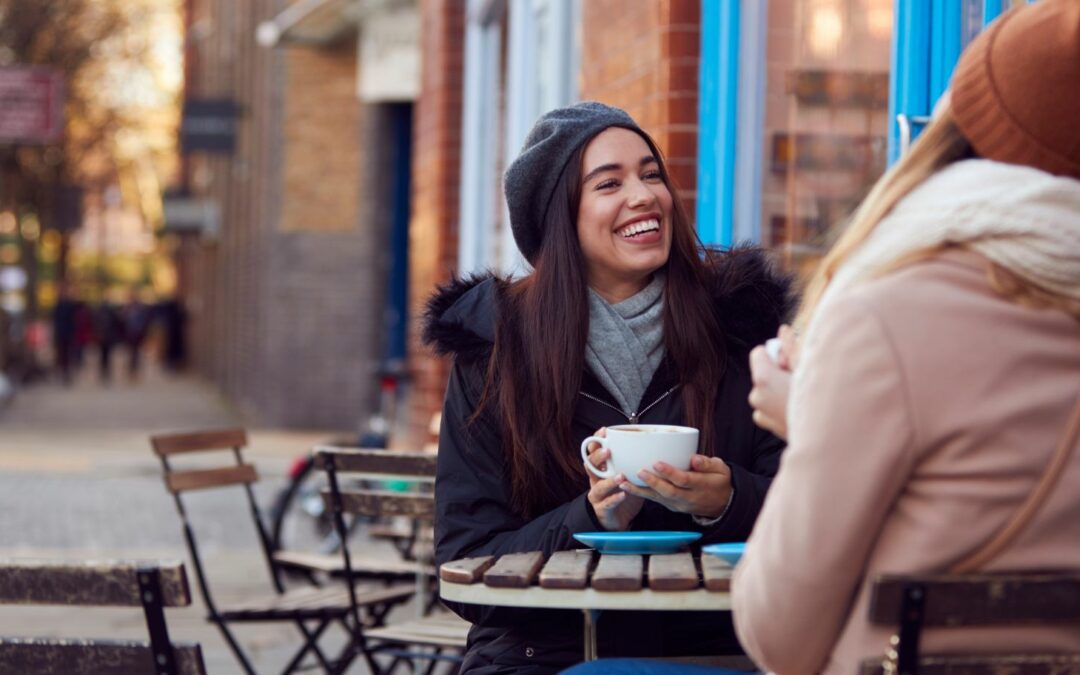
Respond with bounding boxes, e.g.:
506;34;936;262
438;549;733;661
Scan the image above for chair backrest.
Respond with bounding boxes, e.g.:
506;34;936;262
151;428;258;494
316;447;436;621
149;428;285;602
0;559;206;675
862;571;1080;675
316;447;436;520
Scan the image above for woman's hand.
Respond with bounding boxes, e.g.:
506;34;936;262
748;325;799;440
620;455;733;519
584;428;644;531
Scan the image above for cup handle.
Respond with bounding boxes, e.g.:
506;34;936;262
580;436;615;480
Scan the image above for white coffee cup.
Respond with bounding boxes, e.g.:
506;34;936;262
580;424;699;487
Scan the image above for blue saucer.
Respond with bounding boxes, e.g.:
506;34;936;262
701;542;746;565
573;531;702;555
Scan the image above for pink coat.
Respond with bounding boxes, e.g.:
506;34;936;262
733;250;1080;674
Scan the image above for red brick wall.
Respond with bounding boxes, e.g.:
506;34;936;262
580;0;700;219
403;0;464;445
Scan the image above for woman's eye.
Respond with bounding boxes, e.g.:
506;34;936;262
643;170;662;181
595;179;619;190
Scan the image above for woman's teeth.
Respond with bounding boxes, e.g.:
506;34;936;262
619;219;660;239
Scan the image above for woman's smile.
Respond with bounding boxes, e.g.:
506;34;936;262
614;215;663;244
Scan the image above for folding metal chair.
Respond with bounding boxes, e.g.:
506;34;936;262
151;428;415;675
319;446;468;675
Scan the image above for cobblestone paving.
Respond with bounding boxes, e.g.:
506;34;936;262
0;359;423;674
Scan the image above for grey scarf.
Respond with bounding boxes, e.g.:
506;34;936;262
585;274;666;417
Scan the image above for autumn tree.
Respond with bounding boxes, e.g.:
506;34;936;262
0;0;178;315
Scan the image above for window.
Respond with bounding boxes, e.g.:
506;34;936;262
457;0;580;277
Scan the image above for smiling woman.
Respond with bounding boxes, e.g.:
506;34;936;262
423;102;794;673
577;128;674;303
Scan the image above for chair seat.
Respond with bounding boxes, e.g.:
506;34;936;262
218;583;414;621
273;550;436;578
368;523;435;543
365;613;471;649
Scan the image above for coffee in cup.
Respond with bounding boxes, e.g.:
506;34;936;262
580;424;699;487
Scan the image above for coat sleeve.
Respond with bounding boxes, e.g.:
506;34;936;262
434;359;600;626
691;362;786;543
732;291;917;674
701;425;785;543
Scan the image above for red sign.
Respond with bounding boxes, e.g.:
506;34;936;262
0;66;64;144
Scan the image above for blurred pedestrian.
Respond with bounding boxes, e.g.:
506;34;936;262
51;281;78;386
121;289;151;380
93;300;123;385
73;299;93;371
158;296;187;372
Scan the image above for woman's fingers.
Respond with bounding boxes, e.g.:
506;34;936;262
690;454;729;474
631;467;681;498
778;324;800;370
619;481;657;501
595;490;627;511
752;409;783;437
589;473;626;499
748;344;791;440
648;462;692;489
587;447;610;471
749;346;775;384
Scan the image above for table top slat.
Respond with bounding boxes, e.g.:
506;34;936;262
483;552;545;588
539;550;594;589
592;554;643;591
701;555;733;592
439;556;495;584
648;552;699;591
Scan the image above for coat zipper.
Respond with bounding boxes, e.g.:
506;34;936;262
579;385;680;424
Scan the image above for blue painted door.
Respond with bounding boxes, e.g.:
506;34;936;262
696;0;1017;259
888;0;1015;163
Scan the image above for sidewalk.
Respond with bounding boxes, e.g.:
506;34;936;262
0;357;391;673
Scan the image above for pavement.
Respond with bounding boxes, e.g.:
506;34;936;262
0;355;426;674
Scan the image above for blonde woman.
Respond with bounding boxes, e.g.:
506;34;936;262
737;2;1080;673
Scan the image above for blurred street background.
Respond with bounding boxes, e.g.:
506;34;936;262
0;354;357;672
0;0;1022;672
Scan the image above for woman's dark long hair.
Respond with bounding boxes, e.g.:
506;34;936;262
484;126;727;519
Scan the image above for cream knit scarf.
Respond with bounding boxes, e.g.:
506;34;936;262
808;159;1080;341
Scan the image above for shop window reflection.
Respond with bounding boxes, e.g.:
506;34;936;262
765;0;893;279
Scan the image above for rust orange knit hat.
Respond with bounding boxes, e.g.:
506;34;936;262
951;0;1080;181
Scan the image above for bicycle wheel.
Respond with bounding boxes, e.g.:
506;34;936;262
269;456;339;554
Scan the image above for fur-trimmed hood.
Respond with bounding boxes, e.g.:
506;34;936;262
422;245;794;364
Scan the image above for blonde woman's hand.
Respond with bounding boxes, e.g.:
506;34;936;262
619;455;733;518
583;427;644;531
748;325;799;440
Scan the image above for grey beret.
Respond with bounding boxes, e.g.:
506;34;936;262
504;101;643;263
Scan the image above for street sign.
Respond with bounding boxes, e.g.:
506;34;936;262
0;66;65;144
180;98;238;153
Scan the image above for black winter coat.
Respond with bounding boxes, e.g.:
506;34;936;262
423;247;793;674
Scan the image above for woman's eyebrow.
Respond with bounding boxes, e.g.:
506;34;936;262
582;156;658;184
582;162;620;184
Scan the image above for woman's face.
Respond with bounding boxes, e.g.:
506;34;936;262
577;127;673;302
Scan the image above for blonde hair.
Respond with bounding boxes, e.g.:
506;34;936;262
793;107;974;331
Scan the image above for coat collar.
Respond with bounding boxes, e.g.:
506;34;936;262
422;245;794;364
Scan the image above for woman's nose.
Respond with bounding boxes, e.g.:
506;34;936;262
627;181;656;208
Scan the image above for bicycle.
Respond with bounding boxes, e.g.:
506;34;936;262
269;374;416;557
